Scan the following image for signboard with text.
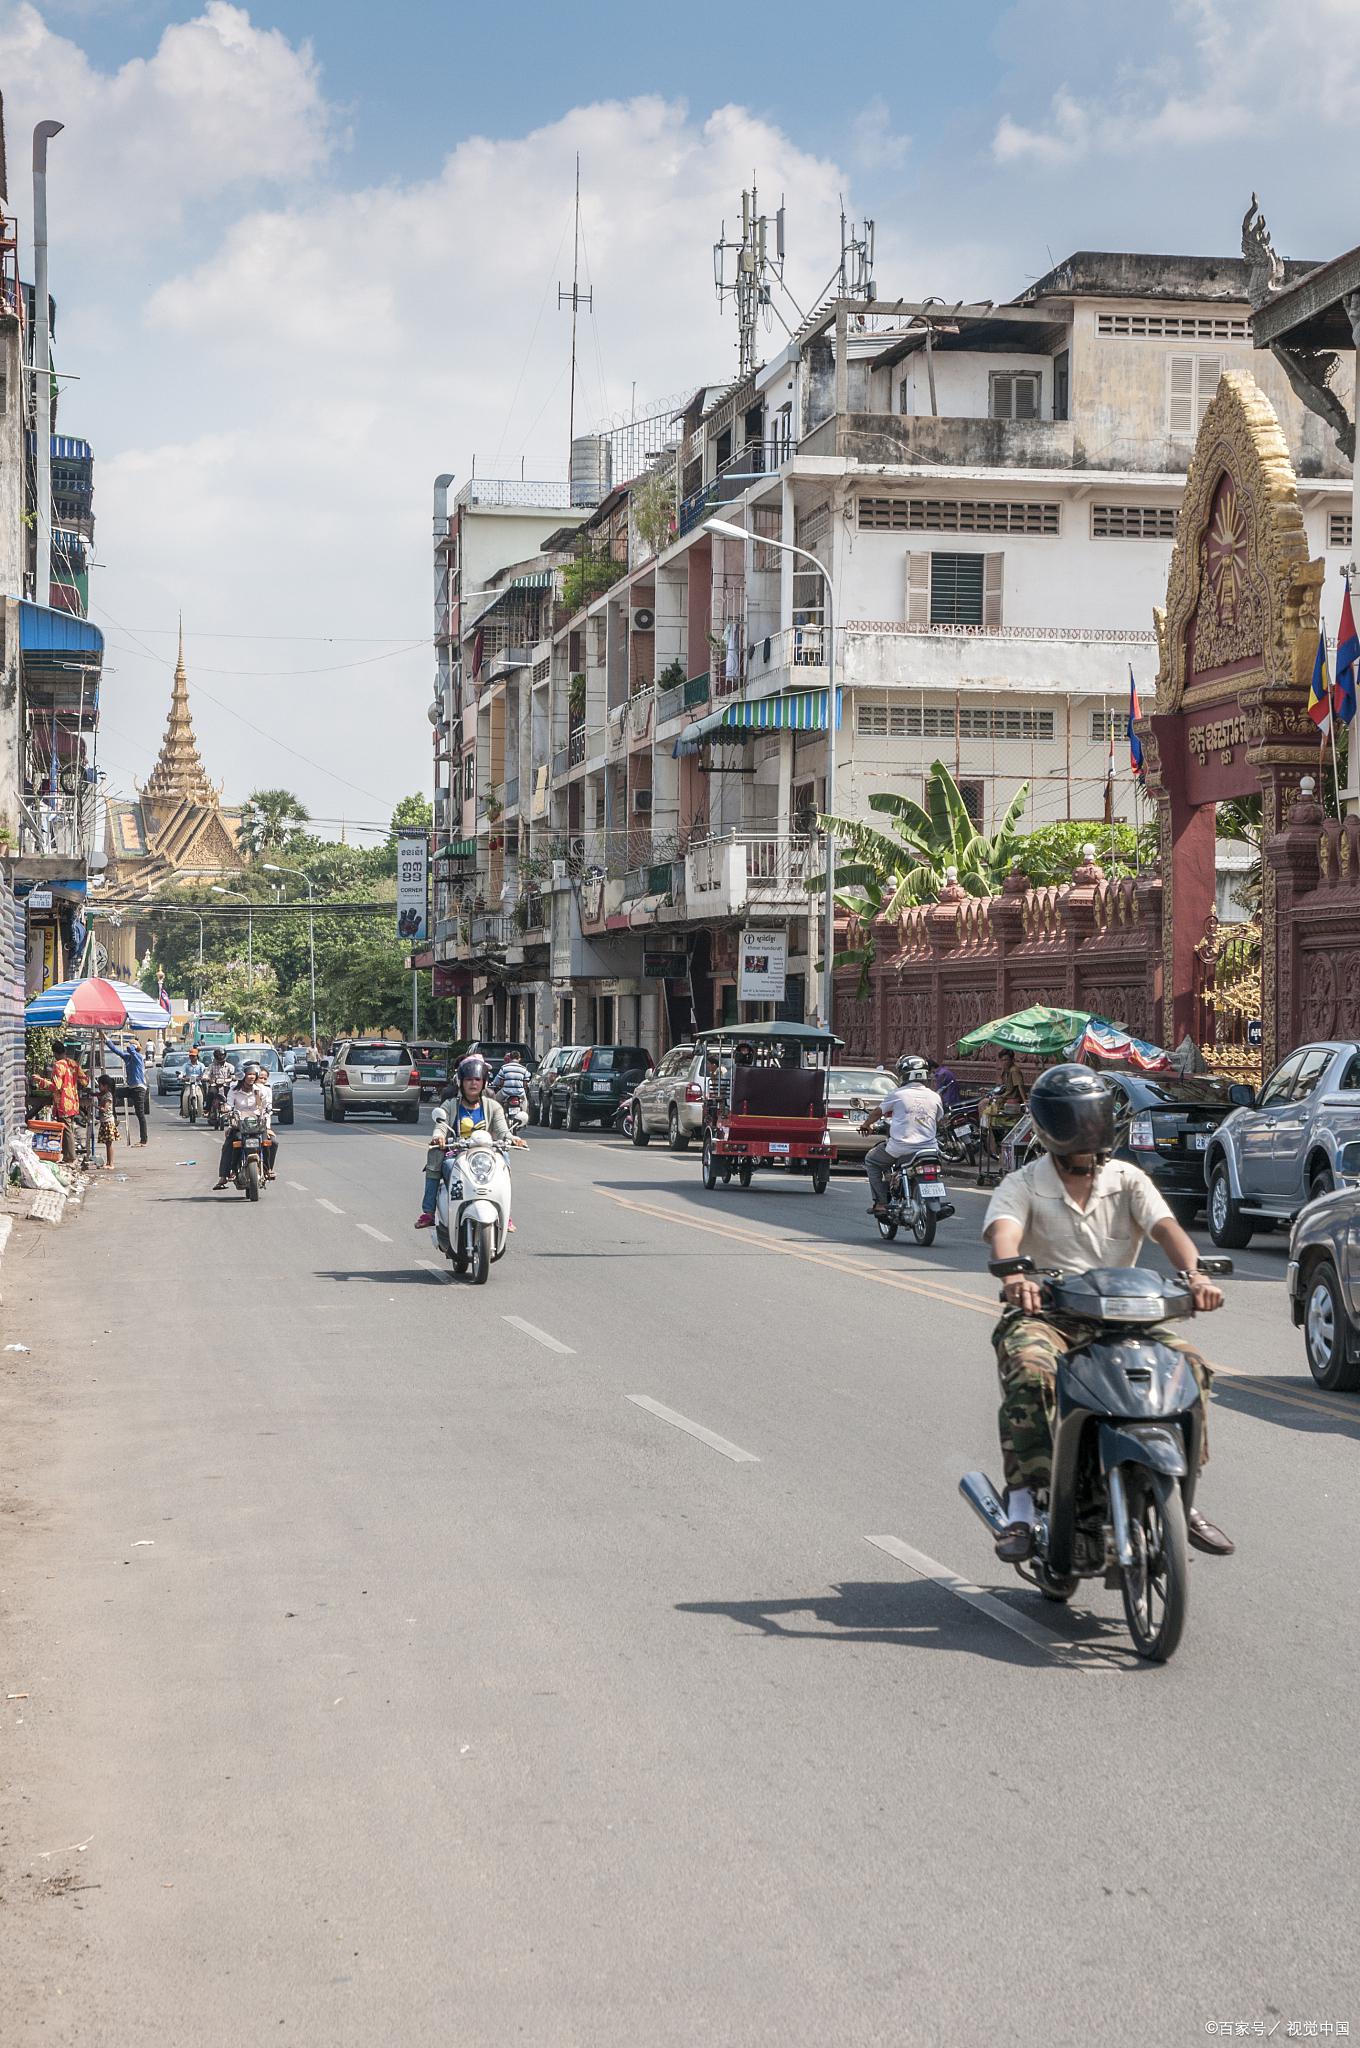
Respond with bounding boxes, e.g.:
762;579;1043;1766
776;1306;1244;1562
396;829;430;944
738;927;787;1003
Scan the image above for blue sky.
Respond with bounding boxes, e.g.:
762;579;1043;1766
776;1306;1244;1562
4;0;1357;822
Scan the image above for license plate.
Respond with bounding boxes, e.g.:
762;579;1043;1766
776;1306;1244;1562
1189;1132;1209;1150
591;1080;611;1091
768;1141;790;1153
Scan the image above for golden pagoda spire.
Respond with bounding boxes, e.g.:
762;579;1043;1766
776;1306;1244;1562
143;618;216;808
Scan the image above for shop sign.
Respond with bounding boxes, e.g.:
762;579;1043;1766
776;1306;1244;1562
396;830;429;944
738;927;787;1003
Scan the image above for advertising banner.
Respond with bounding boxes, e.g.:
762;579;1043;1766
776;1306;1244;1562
738;927;787;1003
396;830;430;944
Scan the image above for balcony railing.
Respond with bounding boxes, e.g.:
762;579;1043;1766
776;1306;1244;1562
568;727;587;767
487;646;531;681
678;438;798;536
455;478;576;511
683;672;710;708
470;912;513;950
552;743;571;779
19;793;90;860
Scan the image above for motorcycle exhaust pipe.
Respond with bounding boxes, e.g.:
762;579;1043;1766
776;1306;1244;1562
959;1470;1009;1536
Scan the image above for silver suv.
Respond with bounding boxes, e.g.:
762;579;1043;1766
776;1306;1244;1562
1203;1039;1360;1247
630;1045;711;1150
323;1039;420;1123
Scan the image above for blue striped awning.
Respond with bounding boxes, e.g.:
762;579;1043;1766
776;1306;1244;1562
674;688;842;756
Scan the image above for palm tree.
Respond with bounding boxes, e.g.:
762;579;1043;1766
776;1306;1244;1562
239;788;310;859
810;760;1030;992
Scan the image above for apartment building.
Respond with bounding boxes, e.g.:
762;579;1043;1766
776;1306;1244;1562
430;248;1351;1055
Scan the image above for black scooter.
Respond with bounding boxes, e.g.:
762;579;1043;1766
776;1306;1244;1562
960;1255;1231;1662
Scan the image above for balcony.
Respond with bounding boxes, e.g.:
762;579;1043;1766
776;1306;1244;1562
678;438;797;536
18;792;93;862
568;727;587;768
470;912;513;951
487;646;531;682
683;833;814;919
515;890;546;937
838;620;1157;695
746;626;828;688
552;743;571;780
797;412;1075;470
455;478;576;511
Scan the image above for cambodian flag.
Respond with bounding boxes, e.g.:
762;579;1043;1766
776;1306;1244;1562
1308;627;1332;735
157;978;172;1016
1127;665;1144;778
1332;575;1358;727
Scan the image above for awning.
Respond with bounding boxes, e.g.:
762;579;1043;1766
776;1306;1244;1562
674;687;842;756
19;602;103;659
434;838;477;860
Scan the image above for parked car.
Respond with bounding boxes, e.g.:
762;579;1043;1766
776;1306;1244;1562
470;1038;535;1081
545;1045;653;1130
630;1044;700;1149
225;1043;295;1125
157;1047;190;1097
1287;1142;1360;1390
408;1040;457;1100
527;1045;582;1124
825;1066;898;1164
323;1039;420;1123
999;1071;1236;1219
1203;1040;1360;1248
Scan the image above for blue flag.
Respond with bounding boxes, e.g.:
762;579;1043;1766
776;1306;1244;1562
1333;575;1358;728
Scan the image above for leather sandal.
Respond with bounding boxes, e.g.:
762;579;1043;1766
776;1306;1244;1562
994;1522;1035;1563
1187;1508;1234;1556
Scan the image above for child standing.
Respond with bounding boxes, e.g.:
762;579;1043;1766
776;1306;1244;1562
97;1076;118;1169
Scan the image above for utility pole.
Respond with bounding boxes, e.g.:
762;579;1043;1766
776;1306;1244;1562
32;120;62;607
558;155;592;479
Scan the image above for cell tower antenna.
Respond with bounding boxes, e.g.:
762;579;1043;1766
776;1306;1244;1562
838;197;877;302
558;154;593;475
713;182;792;377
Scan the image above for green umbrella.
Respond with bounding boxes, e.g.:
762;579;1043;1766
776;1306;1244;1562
956;1005;1093;1058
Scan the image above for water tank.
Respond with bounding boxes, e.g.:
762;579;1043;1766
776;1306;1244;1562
570;434;611;508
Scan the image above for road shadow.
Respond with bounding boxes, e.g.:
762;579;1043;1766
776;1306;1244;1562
1211;1374;1360;1441
675;1579;1125;1670
312;1267;451;1286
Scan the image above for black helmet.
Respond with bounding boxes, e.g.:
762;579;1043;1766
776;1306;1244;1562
895;1054;929;1084
1028;1063;1115;1158
457;1052;490;1087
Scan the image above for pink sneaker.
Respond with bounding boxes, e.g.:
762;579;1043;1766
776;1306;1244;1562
415;1211;434;1229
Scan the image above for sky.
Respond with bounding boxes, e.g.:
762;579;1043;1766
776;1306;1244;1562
2;0;1359;833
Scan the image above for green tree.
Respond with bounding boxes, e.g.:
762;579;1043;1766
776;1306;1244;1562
239;788;311;859
388;793;433;842
1012;818;1159;887
201;959;285;1040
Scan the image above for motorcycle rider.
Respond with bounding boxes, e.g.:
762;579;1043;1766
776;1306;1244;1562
204;1046;235;1123
213;1061;277;1189
492;1049;530;1127
983;1063;1233;1563
860;1054;946;1219
416;1052;525;1229
181;1048;207;1116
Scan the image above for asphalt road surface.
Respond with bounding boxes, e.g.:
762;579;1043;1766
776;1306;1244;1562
2;1079;1356;2045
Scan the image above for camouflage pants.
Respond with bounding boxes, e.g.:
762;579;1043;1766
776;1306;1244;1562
993;1311;1212;1495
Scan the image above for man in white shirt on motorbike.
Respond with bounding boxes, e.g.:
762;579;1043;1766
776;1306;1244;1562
213;1062;276;1188
861;1054;946;1218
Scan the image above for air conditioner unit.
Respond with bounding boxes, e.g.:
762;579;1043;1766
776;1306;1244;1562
631;607;655;633
632;788;653;814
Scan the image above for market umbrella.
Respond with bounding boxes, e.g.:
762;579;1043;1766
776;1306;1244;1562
1068;1017;1173;1073
956;1005;1093;1057
25;977;169;1030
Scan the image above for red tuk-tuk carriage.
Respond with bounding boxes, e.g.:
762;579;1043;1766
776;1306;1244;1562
695;1022;839;1193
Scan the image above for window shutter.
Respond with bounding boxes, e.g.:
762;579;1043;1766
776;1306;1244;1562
1015;375;1040;421
905;551;930;624
1196;354;1226;426
1167;354;1195;436
983;554;1004;628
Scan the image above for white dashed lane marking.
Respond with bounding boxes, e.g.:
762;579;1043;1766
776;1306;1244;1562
503;1315;575;1356
316;1198;345;1216
415;1258;451;1282
626;1396;759;1464
356;1222;392;1244
286;1180;309;1192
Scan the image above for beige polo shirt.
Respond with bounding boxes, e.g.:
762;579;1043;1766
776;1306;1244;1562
983;1154;1172;1272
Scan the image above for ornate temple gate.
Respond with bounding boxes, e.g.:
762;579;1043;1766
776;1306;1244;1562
1190;915;1262;1083
1139;373;1324;1079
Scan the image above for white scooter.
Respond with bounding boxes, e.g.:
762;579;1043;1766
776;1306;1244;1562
433;1119;514;1284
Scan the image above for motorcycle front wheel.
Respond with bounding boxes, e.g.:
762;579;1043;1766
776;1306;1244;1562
876;1215;898;1242
1120;1470;1188;1663
244;1157;260;1202
467;1219;493;1285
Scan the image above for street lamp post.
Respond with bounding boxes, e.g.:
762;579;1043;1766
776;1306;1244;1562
211;887;253;981
263;864;317;1049
704;514;840;1036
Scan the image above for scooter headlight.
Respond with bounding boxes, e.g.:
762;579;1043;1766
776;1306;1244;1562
464;1149;496;1187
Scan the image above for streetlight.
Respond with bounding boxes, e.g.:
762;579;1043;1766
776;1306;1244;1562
211;886;254;982
263;864;317;1050
704;513;840;1036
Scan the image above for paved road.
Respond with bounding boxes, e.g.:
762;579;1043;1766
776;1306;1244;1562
2;1082;1356;2045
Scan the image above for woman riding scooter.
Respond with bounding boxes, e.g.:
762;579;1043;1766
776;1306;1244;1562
415;1052;525;1229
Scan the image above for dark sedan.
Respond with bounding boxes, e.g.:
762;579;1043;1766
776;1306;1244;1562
544;1045;653;1130
1000;1071;1235;1220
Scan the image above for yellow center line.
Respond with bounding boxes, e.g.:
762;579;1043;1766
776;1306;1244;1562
599;1190;997;1316
599;1191;1360;1423
382;1133;428;1150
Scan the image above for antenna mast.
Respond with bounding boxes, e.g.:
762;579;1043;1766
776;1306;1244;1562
713;182;788;377
558;154;593;474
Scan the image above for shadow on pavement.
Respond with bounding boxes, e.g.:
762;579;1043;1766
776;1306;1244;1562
1211;1374;1360;1440
675;1579;1116;1669
312;1268;450;1285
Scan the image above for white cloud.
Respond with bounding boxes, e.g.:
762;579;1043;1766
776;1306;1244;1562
851;97;910;175
993;0;1360;167
0;2;334;245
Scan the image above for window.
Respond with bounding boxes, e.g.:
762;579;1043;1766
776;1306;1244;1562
1098;312;1249;341
1090;710;1130;743
856;703;1054;741
1092;504;1177;539
1257;1054;1302;1110
958;779;984;824
1052;351;1069;423
1329;512;1353;549
1288;1048;1333;1102
463;752;475;798
858;496;1058;535
989;372;1041;421
1167;354;1225;437
929;552;985;624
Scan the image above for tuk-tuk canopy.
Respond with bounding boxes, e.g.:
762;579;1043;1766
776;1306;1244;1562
694;1021;844;1050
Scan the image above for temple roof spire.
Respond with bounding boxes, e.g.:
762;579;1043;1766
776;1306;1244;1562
142;619;216;808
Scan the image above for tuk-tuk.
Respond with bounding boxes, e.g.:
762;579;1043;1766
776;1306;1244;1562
694;1021;840;1193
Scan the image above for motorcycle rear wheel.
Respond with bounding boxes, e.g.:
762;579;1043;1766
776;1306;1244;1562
910;1202;937;1246
1120;1470;1188;1663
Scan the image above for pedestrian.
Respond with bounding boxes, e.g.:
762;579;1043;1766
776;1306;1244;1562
121;1037;150;1145
97;1075;118;1169
35;1039;87;1165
